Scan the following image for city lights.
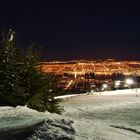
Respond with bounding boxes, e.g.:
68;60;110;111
103;84;108;89
100;84;108;91
115;80;121;86
126;79;134;85
40;60;140;91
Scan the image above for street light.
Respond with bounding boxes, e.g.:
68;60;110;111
114;80;121;90
125;78;134;88
102;83;108;91
126;79;134;85
103;84;108;88
115;80;121;86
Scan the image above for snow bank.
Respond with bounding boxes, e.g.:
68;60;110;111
55;88;140;99
55;94;79;99
0;106;46;132
99;88;140;96
0;106;76;140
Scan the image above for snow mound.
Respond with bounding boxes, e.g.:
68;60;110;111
0;106;76;140
0;106;46;132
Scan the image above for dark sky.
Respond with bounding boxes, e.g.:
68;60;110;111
0;0;140;61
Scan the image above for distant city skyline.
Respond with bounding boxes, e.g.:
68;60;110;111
0;1;140;61
41;60;140;90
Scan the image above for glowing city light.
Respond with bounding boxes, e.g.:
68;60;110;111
103;84;108;89
126;79;134;85
115;81;121;86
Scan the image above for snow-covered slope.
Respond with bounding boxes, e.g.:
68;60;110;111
55;88;140;99
0;89;140;140
62;89;140;140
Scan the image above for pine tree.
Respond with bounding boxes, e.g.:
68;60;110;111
21;47;62;113
0;30;62;114
0;29;25;106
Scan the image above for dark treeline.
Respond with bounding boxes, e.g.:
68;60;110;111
0;29;62;114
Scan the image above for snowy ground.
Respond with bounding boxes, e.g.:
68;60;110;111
61;89;140;140
0;89;140;140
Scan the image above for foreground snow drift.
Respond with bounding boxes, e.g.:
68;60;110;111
0;89;140;140
0;106;46;132
0;106;75;140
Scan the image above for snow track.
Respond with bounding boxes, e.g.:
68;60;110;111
110;125;140;135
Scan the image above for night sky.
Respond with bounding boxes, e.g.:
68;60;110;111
0;0;140;61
